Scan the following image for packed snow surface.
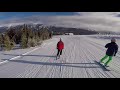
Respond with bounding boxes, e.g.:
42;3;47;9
0;35;120;78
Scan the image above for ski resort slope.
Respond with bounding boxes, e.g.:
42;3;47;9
0;35;120;78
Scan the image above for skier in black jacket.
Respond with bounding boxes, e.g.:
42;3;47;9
100;38;119;67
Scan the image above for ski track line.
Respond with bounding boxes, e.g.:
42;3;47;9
77;40;84;78
0;37;57;77
71;40;78;78
81;38;95;78
83;39;108;77
0;46;42;65
0;40;56;66
78;39;89;78
85;45;112;78
72;37;84;78
67;41;75;78
17;45;56;78
71;40;76;78
74;39;83;78
35;51;56;78
48;38;66;78
87;37;120;77
14;41;57;78
57;38;73;78
85;37;118;78
81;37;111;78
20;35;120;78
38;39;63;78
17;54;52;78
57;44;71;77
45;60;59;78
62;38;75;78
1;35;120;78
15;54;48;78
81;41;94;78
84;37;114;78
35;49;56;78
70;39;77;78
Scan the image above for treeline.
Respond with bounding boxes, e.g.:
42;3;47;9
49;26;98;35
0;24;53;51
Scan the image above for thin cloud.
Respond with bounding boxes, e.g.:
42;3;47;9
0;12;120;32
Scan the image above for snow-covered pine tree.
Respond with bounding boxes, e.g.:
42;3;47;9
3;33;15;50
20;33;28;49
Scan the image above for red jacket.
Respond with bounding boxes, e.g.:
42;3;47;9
57;41;64;50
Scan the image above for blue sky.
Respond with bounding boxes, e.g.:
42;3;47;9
0;12;76;20
1;12;120;32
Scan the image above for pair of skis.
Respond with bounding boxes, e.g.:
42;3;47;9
55;55;66;63
56;55;60;60
95;61;110;71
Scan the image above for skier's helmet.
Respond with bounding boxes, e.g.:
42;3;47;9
111;38;116;42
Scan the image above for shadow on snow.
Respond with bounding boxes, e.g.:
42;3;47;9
3;54;56;58
2;54;108;71
4;59;101;69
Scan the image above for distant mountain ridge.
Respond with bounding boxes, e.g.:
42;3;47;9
0;23;102;35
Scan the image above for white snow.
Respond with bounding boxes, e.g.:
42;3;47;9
0;35;120;78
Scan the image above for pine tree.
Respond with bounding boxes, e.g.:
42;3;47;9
20;33;28;49
7;28;16;40
0;34;4;50
27;37;36;47
35;31;42;45
3;33;14;51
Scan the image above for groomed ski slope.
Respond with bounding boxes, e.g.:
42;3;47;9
0;35;120;78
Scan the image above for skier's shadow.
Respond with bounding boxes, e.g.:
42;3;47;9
3;54;56;58
5;59;101;69
2;54;106;69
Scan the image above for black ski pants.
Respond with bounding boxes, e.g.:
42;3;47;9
57;49;62;56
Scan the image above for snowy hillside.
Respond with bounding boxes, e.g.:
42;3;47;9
0;23;98;35
0;35;120;78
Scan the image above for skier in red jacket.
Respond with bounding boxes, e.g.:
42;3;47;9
56;38;64;59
